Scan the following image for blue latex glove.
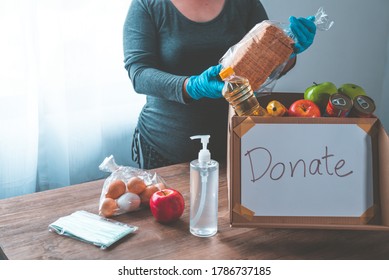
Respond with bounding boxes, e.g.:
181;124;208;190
289;15;316;54
186;64;224;100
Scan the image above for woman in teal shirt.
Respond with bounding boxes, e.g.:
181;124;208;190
123;0;315;169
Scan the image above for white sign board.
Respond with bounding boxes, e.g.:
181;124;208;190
240;123;374;217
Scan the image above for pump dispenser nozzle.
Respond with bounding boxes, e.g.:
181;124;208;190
190;135;211;164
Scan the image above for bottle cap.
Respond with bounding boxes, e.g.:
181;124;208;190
219;66;234;80
190;135;211;164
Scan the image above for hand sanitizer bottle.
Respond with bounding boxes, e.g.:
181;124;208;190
189;135;219;237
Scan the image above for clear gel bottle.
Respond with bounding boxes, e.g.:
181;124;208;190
190;135;219;237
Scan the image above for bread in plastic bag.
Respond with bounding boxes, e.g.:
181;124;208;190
219;7;334;93
98;155;167;217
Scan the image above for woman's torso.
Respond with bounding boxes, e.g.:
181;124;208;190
135;0;268;163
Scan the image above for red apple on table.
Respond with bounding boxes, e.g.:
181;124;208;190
149;188;185;224
288;99;321;117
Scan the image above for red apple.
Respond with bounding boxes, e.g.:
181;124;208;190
149;188;185;224
288;99;321;117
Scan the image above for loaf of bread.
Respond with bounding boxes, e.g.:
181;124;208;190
224;21;294;91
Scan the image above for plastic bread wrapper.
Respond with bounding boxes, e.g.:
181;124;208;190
219;7;334;94
98;155;167;217
49;210;138;249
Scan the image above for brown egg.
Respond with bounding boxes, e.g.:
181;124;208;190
105;179;126;199
99;198;118;217
105;180;126;199
126;176;147;195
139;185;160;206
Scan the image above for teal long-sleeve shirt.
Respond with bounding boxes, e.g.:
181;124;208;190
123;0;268;163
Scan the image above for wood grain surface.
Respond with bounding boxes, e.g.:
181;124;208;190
1;162;389;260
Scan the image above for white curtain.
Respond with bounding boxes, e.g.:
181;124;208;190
0;0;144;199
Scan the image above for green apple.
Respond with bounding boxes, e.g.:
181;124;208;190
304;82;338;110
338;83;366;100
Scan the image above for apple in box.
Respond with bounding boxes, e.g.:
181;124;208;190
266;100;287;117
288;99;321;117
149;188;185;224
304;82;338;111
338;83;366;100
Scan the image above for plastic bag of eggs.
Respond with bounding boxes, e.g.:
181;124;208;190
99;176;166;217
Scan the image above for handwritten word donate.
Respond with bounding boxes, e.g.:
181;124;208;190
245;146;353;182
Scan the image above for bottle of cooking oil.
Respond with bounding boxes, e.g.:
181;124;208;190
219;67;268;116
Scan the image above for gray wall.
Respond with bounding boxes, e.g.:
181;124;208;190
261;0;389;128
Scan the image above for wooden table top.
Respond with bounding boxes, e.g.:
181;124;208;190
1;162;389;260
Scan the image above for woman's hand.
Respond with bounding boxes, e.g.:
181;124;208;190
289;15;316;54
185;65;224;100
